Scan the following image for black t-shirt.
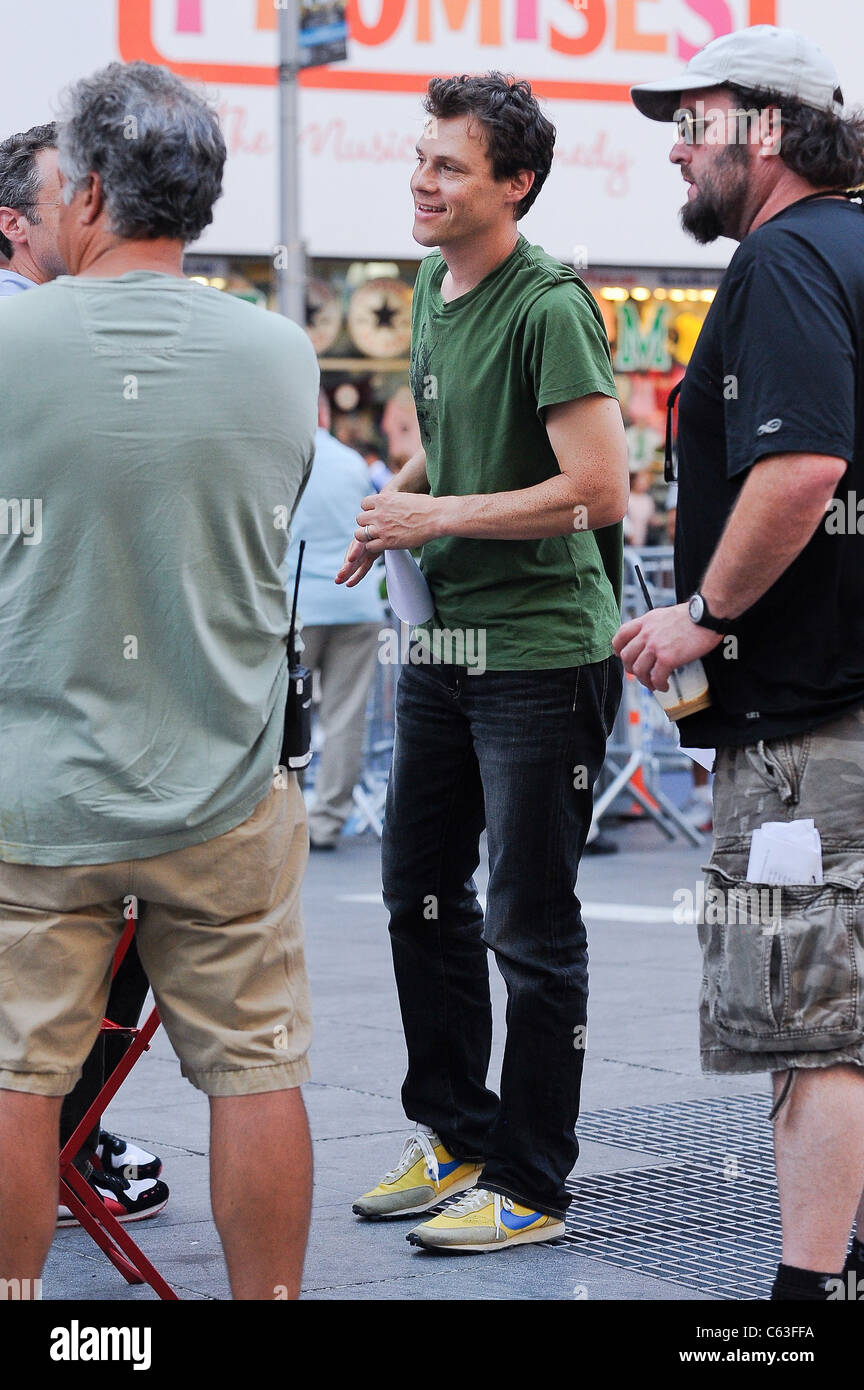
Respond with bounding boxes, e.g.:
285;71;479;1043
675;195;864;748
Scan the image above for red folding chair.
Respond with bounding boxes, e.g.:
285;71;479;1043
58;915;178;1300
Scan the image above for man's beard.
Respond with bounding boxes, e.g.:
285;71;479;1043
680;145;750;244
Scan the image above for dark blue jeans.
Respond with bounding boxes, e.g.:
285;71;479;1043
381;656;622;1218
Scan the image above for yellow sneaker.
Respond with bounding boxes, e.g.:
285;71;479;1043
352;1128;482;1219
406;1187;565;1252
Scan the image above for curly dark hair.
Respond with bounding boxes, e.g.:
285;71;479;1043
0;123;58;260
423;72;555;218
726;84;864;189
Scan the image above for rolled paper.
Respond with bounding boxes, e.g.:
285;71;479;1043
384;549;435;624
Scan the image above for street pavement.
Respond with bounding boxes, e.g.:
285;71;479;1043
44;816;767;1302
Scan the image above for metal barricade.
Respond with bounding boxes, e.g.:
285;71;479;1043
592;546;706;845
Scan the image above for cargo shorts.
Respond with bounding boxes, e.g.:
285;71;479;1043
0;779;312;1097
700;704;864;1074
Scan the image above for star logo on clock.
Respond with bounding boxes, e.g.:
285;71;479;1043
348;279;412;358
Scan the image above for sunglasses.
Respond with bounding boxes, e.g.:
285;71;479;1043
674;111;710;146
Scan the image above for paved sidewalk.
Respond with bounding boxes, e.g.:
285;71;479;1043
45;822;768;1301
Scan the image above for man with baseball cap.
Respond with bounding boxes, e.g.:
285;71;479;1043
616;26;864;1301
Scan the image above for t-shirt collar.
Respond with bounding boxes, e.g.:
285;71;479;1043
433;234;526;314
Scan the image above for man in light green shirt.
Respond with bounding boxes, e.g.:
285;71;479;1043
0;61;318;1300
0;117;180;1230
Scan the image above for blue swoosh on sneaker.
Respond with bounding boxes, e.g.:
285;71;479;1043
427;1159;463;1181
499;1207;543;1231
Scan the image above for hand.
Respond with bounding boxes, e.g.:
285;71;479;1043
352;491;445;553
335;491;446;588
613;603;722;692
335;535;376;588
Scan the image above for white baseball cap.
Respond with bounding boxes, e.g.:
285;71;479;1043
631;25;843;123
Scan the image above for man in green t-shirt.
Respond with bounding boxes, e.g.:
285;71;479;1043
338;73;629;1252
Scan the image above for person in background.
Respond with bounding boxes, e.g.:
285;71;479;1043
286;393;386;851
623;465;657;547
0;120;169;1226
664;481;678;546
358;439;394;493
380;383;422;471
0;123;65;294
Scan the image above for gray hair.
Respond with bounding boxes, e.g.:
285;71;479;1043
0;122;58;259
57;62;225;244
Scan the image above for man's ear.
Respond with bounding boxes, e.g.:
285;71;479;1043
78;171;105;227
756;104;783;159
508;168;535;211
0;205;27;249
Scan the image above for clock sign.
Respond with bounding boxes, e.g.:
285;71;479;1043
348;278;413;358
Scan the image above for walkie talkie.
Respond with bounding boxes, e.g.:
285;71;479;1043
280;539;313;770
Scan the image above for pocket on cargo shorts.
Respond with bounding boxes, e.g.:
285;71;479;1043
698;849;864;1054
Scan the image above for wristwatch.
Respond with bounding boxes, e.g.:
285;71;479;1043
688;591;736;634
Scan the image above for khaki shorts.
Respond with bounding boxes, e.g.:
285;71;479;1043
0;779;311;1097
700;705;864;1074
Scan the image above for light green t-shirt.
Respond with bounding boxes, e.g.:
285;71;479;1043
0;272;318;865
411;235;622;670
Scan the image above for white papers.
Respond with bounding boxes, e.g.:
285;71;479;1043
746;819;823;886
384;549;435;624
670;720;715;772
680;745;715;773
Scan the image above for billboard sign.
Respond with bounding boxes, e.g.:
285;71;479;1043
0;1;859;265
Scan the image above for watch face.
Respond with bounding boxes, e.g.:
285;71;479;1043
689;594;705;623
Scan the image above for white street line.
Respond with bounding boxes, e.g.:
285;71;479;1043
334;893;681;923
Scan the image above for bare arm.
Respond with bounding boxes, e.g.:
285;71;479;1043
337;392;628;583
384;448;429;496
613;452;848;691
435;394;629;539
698;452;847;617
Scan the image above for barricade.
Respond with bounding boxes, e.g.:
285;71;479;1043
592;546;707;844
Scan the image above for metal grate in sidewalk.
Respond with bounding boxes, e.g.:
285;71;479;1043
554;1093;780;1300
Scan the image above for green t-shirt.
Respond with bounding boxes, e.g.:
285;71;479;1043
410;235;622;670
0;272;318;865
